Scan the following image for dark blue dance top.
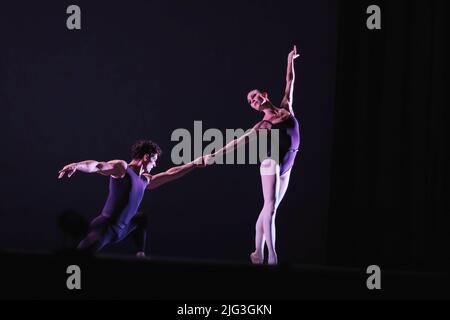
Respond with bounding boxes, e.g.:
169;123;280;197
263;114;300;175
100;166;149;228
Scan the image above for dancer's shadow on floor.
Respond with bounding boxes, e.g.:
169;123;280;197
56;209;88;253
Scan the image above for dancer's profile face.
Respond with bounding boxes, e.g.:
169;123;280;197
145;153;158;173
247;90;268;111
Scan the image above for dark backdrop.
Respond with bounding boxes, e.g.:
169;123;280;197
328;0;450;271
0;1;337;263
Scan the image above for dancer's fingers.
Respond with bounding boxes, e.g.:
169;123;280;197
60;165;71;172
58;166;68;173
58;171;65;179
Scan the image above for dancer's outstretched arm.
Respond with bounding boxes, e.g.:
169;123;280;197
280;45;300;114
209;121;272;160
58;160;127;179
146;157;205;190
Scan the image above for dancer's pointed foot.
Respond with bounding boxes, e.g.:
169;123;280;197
136;251;146;258
267;255;278;265
250;251;263;264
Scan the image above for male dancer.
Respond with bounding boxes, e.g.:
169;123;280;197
58;139;204;257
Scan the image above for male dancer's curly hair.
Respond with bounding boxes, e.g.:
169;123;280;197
131;140;162;160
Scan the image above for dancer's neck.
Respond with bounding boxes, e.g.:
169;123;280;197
261;102;279;117
128;160;145;175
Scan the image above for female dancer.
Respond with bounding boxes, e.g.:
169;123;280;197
209;46;300;265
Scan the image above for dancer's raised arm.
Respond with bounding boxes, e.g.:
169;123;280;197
58;160;127;179
280;45;300;114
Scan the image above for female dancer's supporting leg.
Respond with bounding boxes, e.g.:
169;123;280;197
251;159;280;264
251;167;291;264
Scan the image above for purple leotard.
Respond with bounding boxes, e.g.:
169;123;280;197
77;166;149;253
264;114;300;175
101;166;148;227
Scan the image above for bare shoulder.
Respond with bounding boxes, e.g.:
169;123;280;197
108;160;128;171
269;109;292;124
111;159;127;167
108;160;128;179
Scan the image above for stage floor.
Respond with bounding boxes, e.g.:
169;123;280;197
1;251;449;299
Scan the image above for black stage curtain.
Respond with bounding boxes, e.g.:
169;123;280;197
328;0;450;270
